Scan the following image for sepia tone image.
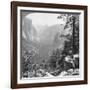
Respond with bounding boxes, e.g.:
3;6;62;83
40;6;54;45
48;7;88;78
20;10;80;79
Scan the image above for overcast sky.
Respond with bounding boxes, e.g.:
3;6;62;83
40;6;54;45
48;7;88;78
26;13;66;26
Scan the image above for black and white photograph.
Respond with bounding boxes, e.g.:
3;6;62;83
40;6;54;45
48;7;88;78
20;10;80;79
11;1;87;88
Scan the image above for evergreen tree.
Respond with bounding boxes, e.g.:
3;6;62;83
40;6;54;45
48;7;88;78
58;14;79;55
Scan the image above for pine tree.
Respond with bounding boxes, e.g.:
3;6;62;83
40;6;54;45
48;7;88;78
58;14;79;55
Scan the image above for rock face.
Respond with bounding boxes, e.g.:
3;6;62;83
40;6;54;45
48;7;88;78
22;17;39;51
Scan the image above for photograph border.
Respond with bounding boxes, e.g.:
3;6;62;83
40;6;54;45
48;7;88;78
11;1;88;89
